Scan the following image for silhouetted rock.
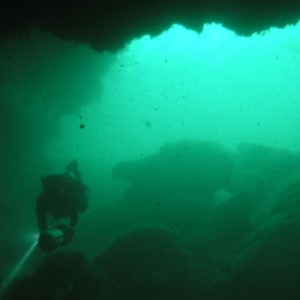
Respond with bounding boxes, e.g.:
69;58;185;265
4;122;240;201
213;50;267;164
3;251;104;300
232;219;300;299
94;227;192;300
1;0;300;51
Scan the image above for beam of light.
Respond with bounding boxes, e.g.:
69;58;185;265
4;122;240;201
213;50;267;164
0;234;38;298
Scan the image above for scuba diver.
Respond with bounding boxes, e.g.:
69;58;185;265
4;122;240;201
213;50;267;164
36;160;88;252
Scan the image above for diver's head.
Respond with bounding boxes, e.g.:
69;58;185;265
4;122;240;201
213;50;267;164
66;160;78;172
38;228;65;252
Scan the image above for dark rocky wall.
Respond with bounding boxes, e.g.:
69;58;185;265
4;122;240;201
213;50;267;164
1;0;300;51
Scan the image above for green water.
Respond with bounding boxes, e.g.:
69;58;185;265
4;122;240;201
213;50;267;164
1;21;300;299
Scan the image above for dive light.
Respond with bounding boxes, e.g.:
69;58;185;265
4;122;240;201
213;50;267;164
38;225;70;252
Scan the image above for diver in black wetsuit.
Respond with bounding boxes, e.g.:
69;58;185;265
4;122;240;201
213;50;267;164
36;160;88;252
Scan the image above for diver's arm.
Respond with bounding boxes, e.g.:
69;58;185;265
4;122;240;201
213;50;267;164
36;194;47;232
69;202;79;228
66;160;82;182
62;211;78;245
70;215;78;228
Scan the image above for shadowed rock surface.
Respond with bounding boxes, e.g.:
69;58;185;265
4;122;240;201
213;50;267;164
1;0;300;51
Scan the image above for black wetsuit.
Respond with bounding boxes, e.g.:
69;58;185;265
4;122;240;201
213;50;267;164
36;173;88;232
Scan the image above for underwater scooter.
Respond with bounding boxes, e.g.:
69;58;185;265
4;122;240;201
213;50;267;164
38;224;74;252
